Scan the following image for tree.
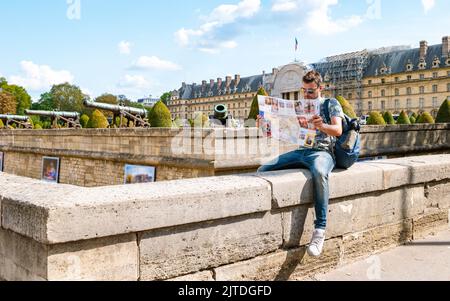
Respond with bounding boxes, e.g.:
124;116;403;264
32;92;55;111
248;87;268;121
366;112;386;125
94;94;118;118
148;101;172;128
160;92;171;105
80;114;90;128
336;96;357;119
0;91;17;114
1;85;32;115
49;83;85;113
87;110;109;128
396;111;411;125
416;112;435;124
435;99;450;123
382;111;396;125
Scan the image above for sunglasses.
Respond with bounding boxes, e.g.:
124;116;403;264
301;88;319;95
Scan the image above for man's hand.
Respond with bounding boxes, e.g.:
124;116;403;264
312;115;325;131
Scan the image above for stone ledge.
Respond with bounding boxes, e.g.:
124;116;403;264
0;174;271;244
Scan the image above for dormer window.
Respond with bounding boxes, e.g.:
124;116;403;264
446;58;450;66
406;60;414;71
418;59;426;70
432;57;441;68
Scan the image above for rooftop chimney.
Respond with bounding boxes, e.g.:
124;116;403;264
182;82;186;89
442;36;450;58
420;40;428;60
225;76;232;88
210;79;215;88
272;68;279;76
217;78;223;88
234;74;241;87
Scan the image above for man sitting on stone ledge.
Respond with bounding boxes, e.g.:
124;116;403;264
257;70;345;257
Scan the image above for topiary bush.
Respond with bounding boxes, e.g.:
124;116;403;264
409;116;416;124
0;119;4;128
34;124;43;130
396;111;411;125
115;116;129;128
383;111;396;125
416;111;435;124
366;111;386;125
248;87;268;121
336;96;357;119
435;99;450;123
148;101;172;128
80;114;90;128
87;109;109;128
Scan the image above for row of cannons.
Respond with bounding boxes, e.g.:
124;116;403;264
0;101;150;129
0;101;234;129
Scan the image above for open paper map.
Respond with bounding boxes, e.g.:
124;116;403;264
257;95;320;148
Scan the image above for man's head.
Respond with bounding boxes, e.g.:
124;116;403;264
302;70;323;99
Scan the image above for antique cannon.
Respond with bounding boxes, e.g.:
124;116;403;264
25;110;81;129
83;100;150;128
209;104;234;127
0;114;33;129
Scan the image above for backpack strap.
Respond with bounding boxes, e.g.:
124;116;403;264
323;98;331;124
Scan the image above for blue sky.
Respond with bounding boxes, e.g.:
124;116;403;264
0;0;449;101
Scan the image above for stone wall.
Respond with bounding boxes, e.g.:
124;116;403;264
0;124;449;186
0;154;449;281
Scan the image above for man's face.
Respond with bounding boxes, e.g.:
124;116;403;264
301;82;322;99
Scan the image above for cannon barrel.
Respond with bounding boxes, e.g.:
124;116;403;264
83;100;147;116
25;110;80;119
213;104;228;120
0;114;30;122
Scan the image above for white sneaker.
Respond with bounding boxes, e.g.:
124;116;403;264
307;229;325;257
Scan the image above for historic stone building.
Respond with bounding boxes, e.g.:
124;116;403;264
170;36;450;119
313;36;450;117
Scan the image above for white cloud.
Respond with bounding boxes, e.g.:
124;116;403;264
118;41;132;55
9;61;74;91
272;0;298;12
273;0;364;35
118;75;152;89
174;0;261;52
132;56;182;71
422;0;435;13
81;87;93;97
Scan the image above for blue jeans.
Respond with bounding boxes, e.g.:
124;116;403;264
257;149;335;230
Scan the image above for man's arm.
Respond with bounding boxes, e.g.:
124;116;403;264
312;116;343;137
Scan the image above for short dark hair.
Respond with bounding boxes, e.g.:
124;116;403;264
303;70;323;87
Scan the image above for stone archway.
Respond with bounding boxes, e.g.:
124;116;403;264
271;62;308;99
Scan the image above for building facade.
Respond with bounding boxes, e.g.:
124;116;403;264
169;36;450;120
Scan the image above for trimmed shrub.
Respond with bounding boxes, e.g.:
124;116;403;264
172;117;183;128
411;112;418;119
396;111;411;125
248;87;268;121
0;119;4;128
336;96;357;119
435;99;450;123
148;101;172;128
80;114;90;128
409;116;416;124
115;116;129;128
366;111;386;125
34;124;43;130
382;111;396;125
416;112;435;124
87;109;109;128
192;112;210;128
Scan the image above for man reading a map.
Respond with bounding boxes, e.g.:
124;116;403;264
257;70;345;257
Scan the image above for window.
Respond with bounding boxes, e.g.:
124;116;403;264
407;99;412;109
381;100;386;111
368;80;372;85
420;86;425;94
395;77;399;82
407;75;412;81
433;85;438;93
395;99;400;109
381;78;386;84
433;97;438;107
407;87;412;95
348;93;353;100
419;98;425;109
420;74;425;80
294;92;299;100
447;83;450;92
381;90;385;97
395;88;400;96
448;71;450;77
368;91;372;98
368;101;373;111
433;72;438;78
